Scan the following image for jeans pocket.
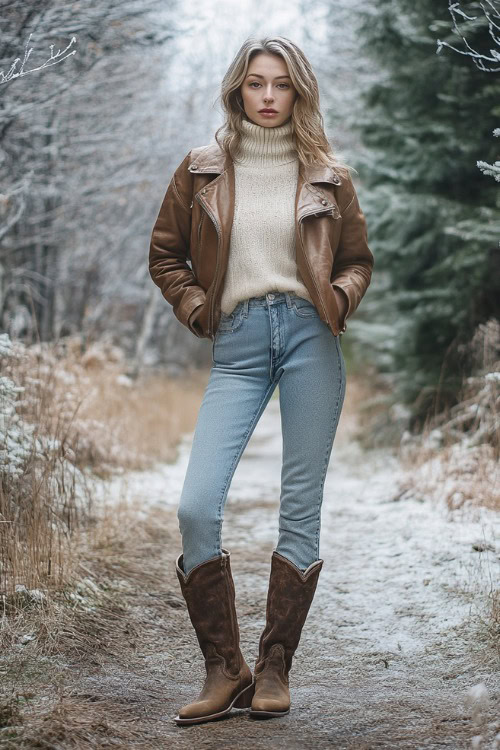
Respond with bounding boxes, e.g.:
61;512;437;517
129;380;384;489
218;311;234;332
212;306;245;365
292;298;319;318
217;305;245;333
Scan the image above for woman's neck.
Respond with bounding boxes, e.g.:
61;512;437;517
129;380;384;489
234;117;297;167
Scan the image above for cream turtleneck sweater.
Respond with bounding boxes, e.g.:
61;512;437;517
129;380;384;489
220;117;313;315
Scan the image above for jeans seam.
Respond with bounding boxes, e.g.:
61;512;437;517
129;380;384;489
313;335;345;560
215;378;278;553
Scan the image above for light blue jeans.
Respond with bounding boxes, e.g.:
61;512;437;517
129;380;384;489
177;291;346;575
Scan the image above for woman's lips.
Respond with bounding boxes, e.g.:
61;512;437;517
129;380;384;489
259;111;278;117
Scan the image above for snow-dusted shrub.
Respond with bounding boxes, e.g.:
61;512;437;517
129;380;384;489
399;319;499;511
0;333;40;477
0;332;93;596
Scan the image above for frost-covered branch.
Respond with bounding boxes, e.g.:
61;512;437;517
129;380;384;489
436;0;500;72
0;32;77;85
477;128;500;181
437;2;500;183
1;0;182;347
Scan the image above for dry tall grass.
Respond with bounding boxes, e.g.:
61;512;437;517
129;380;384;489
397;318;499;513
394;319;500;653
0;497;179;749
0;333;206;602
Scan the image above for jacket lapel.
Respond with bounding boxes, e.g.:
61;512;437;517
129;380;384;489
295;165;341;223
190;144;342;244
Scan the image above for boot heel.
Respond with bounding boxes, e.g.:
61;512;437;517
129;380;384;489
233;681;255;708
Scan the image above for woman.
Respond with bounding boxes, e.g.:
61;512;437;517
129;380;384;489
149;36;374;725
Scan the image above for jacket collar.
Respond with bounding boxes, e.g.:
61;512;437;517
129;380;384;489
188;142;343;186
189;143;342;226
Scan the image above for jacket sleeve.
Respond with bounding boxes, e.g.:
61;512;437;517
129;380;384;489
331;172;374;332
149;151;207;335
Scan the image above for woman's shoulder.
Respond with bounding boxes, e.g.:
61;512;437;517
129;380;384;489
169;143;227;209
176;142;226;176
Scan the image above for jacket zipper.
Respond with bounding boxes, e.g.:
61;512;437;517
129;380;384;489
197;213;204;254
195;192;222;338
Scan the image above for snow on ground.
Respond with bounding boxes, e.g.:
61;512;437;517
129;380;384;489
92;395;499;748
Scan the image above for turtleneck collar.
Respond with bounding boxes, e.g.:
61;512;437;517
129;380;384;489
234;117;297;167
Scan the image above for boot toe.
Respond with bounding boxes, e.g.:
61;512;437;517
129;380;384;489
251;696;290;714
177;699;215;720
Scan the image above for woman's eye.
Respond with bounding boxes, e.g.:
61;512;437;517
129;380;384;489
248;82;290;89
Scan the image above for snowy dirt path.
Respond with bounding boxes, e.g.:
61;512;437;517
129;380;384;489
88;391;499;749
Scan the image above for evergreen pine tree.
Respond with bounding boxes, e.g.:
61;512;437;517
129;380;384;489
354;0;499;426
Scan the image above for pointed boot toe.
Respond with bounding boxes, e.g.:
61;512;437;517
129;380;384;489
177;699;212;721
250;696;290;717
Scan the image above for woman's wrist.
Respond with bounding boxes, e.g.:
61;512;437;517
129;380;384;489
187;302;205;336
332;285;349;320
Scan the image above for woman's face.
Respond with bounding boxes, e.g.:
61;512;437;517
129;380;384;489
240;52;297;127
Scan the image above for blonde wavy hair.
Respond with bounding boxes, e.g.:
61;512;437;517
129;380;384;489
215;35;351;177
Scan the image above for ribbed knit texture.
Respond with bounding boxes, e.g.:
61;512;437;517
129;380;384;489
220;117;313;315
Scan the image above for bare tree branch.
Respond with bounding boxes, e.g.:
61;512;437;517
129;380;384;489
0;32;77;84
437;0;500;72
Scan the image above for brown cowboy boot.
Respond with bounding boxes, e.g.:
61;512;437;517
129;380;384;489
250;550;323;718
174;548;255;725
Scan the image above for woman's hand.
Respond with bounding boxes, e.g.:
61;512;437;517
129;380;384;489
187;302;205;337
332;285;349;327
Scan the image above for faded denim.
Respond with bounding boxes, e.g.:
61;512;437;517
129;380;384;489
177;291;346;575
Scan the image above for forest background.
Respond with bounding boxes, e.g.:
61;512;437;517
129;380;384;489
1;0;499;583
0;2;498;745
1;1;498;426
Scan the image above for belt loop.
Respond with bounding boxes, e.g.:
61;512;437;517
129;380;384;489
285;292;293;309
244;298;249;317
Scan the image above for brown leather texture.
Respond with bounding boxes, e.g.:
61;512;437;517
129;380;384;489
175;549;253;721
149;142;374;339
252;551;323;714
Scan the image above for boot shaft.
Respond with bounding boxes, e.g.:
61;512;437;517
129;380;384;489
176;549;243;676
256;551;323;675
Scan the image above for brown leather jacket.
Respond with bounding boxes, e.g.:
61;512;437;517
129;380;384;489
149;143;374;339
